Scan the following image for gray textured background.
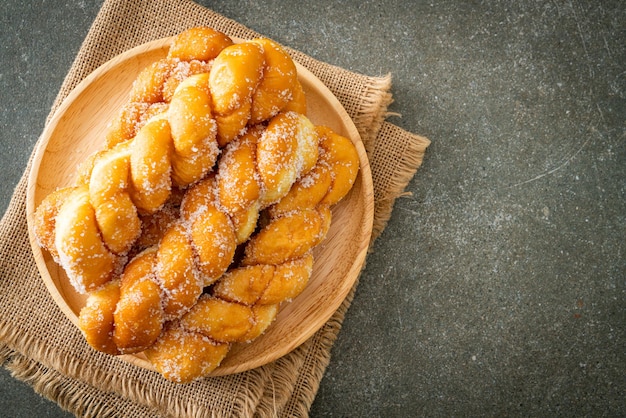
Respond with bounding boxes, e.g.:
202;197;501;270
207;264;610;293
1;1;624;416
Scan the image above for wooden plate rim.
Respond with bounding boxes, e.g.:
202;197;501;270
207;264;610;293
26;35;374;376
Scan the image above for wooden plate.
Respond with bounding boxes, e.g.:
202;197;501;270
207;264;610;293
26;36;374;376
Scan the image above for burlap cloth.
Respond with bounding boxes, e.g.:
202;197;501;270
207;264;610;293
0;0;429;416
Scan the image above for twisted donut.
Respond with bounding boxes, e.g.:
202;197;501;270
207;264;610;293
78;112;321;355
34;27;307;293
143;126;360;382
104;26;230;149
105;27;306;149
33;26;360;383
34;75;218;293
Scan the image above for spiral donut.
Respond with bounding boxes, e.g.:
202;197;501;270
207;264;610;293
35;75;219;292
143;126;360;382
33;26;361;383
105;27;306;149
78;112;322;356
34;27;307;293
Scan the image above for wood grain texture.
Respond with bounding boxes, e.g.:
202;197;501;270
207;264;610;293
25;36;374;376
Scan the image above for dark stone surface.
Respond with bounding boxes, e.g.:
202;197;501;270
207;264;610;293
1;1;624;416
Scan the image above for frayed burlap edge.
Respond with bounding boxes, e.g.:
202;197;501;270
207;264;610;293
371;124;431;241
281;278;358;417
251;279;356;417
255;344;307;416
353;73;393;154
1;343;163;418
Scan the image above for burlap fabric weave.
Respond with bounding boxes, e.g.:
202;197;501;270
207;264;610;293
0;0;430;416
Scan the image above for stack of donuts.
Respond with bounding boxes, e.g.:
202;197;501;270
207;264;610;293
33;27;359;383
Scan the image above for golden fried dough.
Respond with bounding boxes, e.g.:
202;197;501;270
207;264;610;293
35;27;307;295
33;26;361;383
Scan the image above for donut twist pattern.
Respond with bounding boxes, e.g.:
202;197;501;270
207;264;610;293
143;125;360;383
33;26;360;383
107;26;306;149
33;27;306;294
78;112;326;357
